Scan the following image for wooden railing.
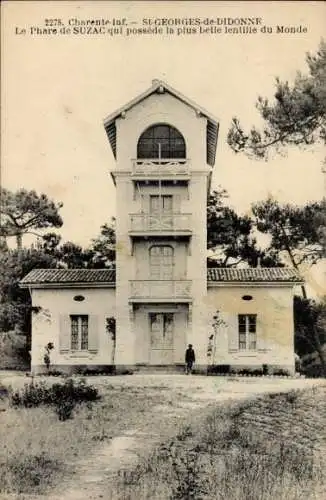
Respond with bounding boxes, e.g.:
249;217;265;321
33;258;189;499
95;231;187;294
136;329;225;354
132;159;190;177
129;280;192;300
129;213;191;232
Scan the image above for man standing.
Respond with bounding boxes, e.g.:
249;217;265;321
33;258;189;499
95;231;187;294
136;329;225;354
185;344;195;374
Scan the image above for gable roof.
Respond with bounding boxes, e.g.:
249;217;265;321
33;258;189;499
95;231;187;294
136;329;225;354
207;267;303;283
103;79;219;167
20;267;303;289
20;269;115;288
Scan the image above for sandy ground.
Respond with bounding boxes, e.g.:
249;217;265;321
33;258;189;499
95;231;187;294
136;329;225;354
1;373;325;500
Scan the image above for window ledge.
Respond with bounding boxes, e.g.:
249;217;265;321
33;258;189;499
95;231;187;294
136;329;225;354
229;350;258;356
59;350;98;357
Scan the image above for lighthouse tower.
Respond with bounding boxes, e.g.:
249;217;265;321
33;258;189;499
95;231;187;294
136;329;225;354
103;80;219;371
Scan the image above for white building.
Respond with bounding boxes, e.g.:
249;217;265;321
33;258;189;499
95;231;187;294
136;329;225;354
21;80;302;375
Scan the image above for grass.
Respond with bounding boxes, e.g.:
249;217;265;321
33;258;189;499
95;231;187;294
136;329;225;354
0;379;168;495
111;386;326;500
1;375;325;499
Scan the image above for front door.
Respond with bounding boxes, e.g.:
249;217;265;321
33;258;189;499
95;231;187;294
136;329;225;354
149;312;174;364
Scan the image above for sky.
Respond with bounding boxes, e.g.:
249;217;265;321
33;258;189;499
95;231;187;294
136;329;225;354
1;1;325;293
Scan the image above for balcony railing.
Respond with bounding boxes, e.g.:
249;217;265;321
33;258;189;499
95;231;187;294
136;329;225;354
129;213;192;234
129;280;192;301
131;159;190;178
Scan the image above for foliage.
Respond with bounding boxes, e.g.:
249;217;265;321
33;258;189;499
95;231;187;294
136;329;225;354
43;342;54;370
89;218;116;268
9;378;100;421
55;241;95;268
106;316;116;365
228;40;326;159
2;452;61;494
106;316;116;341
0;247;58;334
0;331;29;370
207;189;282;267
294;295;326;375
253;197;325;270
0;188;63;249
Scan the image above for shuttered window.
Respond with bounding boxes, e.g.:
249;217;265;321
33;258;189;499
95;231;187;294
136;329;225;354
70;315;89;351
238;314;257;351
150;246;174;280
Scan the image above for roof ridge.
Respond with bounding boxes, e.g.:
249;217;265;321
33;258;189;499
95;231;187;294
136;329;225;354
103;80;219;127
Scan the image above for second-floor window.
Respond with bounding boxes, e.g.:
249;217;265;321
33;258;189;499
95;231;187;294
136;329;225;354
150;195;173;214
137;124;186;159
150;245;174;279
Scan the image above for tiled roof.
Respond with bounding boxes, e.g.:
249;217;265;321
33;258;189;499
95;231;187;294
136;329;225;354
20;267;303;287
20;268;115;286
207;267;303;283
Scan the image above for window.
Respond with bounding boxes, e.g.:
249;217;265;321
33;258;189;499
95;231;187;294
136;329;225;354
149;245;174;279
70;315;88;350
150;195;173;214
137;124;186;159
238;314;257;350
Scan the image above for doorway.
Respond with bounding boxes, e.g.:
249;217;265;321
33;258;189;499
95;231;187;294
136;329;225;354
149;312;174;364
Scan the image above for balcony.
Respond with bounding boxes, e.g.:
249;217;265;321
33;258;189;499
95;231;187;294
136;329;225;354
129;213;192;237
131;159;190;181
129;280;192;302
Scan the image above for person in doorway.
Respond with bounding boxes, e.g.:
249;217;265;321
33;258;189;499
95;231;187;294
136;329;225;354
185;344;195;374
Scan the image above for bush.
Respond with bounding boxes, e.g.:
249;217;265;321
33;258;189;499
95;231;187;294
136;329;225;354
230;367;264;376
73;365;116;376
207;364;231;375
2;452;61;493
271;368;290;377
8;378;100;420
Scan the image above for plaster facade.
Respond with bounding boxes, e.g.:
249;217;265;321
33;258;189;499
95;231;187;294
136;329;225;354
22;80;300;375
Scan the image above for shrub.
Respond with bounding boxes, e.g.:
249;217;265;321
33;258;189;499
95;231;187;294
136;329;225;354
230;367;263;376
207;364;230;375
2;452;61;493
272;368;290;377
8;378;100;420
74;366;116;376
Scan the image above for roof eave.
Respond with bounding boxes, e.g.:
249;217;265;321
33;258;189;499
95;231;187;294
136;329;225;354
103;80;219;129
20;282;116;289
207;281;304;287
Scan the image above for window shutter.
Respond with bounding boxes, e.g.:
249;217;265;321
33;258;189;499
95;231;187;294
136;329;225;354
228;314;239;352
59;315;71;352
174;194;181;213
256;315;266;350
88;315;99;353
143;195;150;213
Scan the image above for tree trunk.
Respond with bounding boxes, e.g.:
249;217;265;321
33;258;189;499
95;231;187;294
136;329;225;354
281;232;307;298
111;338;116;365
16;232;23;251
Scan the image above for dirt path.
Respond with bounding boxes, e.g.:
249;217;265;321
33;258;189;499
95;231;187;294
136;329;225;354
35;375;324;500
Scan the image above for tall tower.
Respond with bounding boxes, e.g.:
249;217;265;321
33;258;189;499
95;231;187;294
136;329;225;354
104;80;219;371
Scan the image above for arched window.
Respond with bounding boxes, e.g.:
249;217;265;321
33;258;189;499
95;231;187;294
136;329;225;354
149;245;174;279
137;124;186;159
